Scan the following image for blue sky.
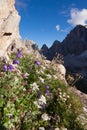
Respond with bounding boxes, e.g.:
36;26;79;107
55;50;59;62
15;0;87;48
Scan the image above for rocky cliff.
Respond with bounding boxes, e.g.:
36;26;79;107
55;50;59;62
0;0;22;57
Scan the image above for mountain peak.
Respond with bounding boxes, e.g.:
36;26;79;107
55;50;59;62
61;24;87;55
75;24;86;28
41;44;48;50
51;40;61;47
71;25;87;34
40;44;48;57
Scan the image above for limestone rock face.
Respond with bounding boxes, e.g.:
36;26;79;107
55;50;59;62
23;39;42;59
51;60;67;84
0;0;22;57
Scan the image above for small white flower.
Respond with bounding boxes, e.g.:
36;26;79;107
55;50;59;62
61;128;67;130
53;75;58;79
59;92;62;95
39;95;46;104
23;72;29;78
23;88;26;91
42;66;46;70
6;113;13;117
34;95;46;109
41;113;50;121
63;93;66;97
39;77;44;83
30;82;39;91
67;95;70;99
69;104;71;108
39;127;45;130
55;128;60;130
34;101;41;108
59;95;62;99
47;74;52;79
63;98;67;102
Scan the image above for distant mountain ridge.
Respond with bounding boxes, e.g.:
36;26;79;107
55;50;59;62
40;25;87;60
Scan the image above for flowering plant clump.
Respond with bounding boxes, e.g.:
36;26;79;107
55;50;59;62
3;64;15;72
0;52;85;130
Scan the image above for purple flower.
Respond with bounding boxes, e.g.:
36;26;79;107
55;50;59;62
45;89;50;94
3;65;8;71
17;53;22;58
9;64;14;71
34;61;40;66
16;50;22;58
13;60;20;65
45;85;49;89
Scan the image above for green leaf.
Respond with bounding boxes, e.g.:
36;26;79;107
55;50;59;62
0;98;4;107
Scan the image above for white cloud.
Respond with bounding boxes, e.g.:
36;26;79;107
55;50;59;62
67;8;87;26
56;25;60;31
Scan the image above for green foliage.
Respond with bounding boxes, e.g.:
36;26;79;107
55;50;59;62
0;52;84;130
